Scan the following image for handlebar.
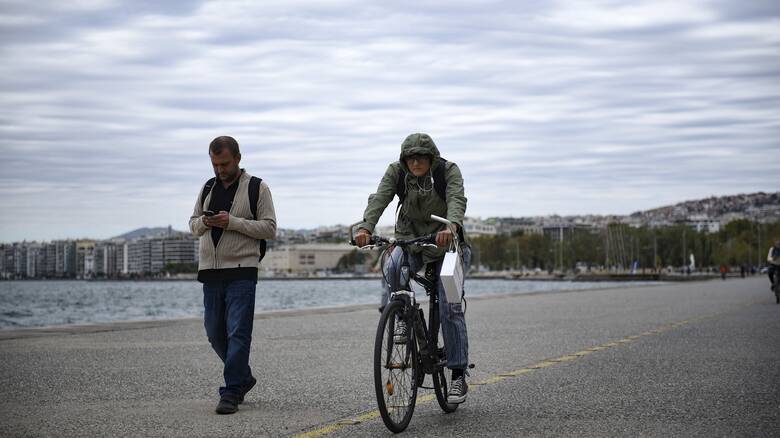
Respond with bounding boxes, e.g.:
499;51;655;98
348;215;459;249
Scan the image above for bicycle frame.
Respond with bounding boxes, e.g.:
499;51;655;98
388;257;449;381
354;215;462;432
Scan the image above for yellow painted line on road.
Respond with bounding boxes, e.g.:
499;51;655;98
478;375;507;384
500;368;534;377
549;355;578;362
292;314;718;438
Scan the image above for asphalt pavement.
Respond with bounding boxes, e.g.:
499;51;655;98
0;277;777;437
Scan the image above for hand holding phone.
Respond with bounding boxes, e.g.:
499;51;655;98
204;210;216;217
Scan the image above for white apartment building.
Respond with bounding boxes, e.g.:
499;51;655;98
463;217;497;236
262;244;354;274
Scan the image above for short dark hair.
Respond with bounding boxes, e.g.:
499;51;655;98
209;136;240;157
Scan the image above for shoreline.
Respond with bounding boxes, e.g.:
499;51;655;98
0;273;732;282
0;280;676;340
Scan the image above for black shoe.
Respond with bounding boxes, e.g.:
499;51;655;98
215;395;239;415
238;377;257;404
447;375;468;404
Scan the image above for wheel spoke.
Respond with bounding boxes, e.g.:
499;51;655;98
375;302;418;432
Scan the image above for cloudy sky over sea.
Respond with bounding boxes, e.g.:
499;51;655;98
1;0;778;242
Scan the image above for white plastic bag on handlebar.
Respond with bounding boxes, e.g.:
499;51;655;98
440;242;463;304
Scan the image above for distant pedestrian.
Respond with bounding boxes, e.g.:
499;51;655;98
767;239;780;290
719;264;727;280
189;136;277;415
740;264;746;278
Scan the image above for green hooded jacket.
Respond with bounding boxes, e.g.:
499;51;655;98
359;133;468;263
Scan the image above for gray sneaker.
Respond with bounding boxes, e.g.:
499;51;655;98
447;375;468;404
393;319;407;344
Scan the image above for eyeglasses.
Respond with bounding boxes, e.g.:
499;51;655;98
405;154;430;164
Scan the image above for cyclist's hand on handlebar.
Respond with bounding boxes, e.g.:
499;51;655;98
436;228;453;247
355;228;373;247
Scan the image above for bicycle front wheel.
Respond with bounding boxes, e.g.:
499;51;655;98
374;299;418;433
432;342;458;413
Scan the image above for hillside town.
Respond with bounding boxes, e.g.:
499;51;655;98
1;192;777;280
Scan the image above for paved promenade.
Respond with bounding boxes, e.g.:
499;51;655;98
1;277;778;437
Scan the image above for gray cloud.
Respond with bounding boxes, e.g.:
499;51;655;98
0;0;778;241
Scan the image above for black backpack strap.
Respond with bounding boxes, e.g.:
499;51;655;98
249;176;262;220
200;177;216;210
248;176;267;262
432;158;447;200
396;167;408;205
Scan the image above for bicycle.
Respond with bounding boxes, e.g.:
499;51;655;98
349;215;463;433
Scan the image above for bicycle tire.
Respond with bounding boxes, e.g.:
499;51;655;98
374;300;418;432
432;348;458;413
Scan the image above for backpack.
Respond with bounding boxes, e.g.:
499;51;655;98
201;176;267;262
394;158;467;243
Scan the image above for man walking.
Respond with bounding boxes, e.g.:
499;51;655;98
189;136;277;414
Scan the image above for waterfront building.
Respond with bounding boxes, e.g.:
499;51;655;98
25;243;43;278
55;240;77;278
685;215;721;233
127;236;196;275
128;239;152;274
75;241;96;278
489;217;544;235
159;238;197;266
0;245;6;278
44;243;57;277
13;243;27;278
262;243;354;274
463;217;497;237
150;239;165;273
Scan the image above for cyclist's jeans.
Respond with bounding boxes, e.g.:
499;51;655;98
203;279;257;397
382;246;471;370
770;266;779;286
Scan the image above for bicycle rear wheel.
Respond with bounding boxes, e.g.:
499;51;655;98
374;299;418;432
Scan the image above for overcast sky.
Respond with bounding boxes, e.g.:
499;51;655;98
1;0;778;242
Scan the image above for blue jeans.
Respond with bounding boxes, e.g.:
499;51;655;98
203;279;257;397
381;247;471;369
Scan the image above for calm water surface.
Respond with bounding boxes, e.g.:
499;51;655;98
0;279;658;329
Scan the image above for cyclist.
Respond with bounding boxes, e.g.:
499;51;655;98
355;133;472;404
767;239;780;290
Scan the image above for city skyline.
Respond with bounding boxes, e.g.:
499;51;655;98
1;189;777;244
1;1;779;243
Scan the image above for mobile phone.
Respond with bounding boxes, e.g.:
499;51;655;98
203;210;216;217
